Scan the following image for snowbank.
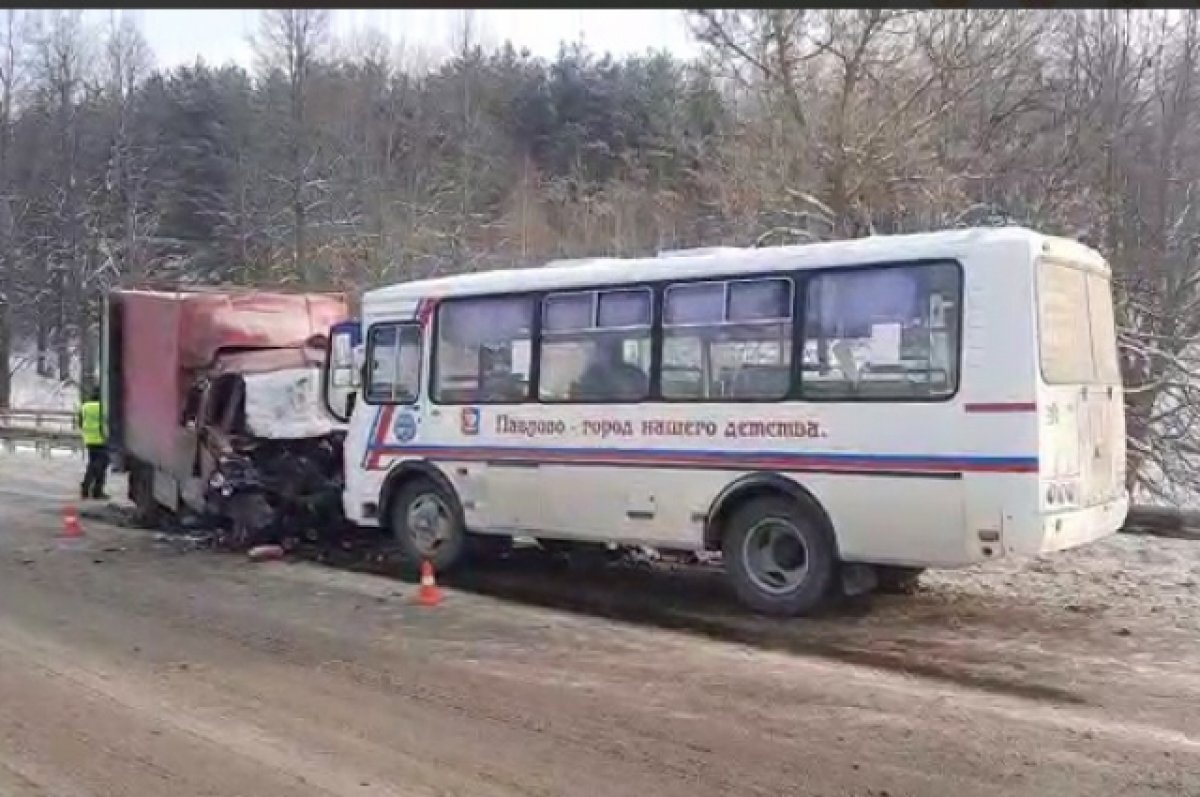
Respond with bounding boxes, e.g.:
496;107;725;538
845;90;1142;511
8;361;77;410
6;345;84;410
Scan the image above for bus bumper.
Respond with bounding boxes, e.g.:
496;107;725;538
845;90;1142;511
1035;493;1129;555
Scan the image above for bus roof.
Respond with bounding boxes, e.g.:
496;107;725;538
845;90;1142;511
365;226;1098;306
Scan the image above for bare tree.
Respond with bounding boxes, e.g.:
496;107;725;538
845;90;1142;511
1096;11;1200;501
29;10;93;385
254;9;330;285
690;10;1048;238
100;12;153;280
451;10;479;273
0;10;25;405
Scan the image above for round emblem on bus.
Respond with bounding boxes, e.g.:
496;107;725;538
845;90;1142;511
393;410;418;443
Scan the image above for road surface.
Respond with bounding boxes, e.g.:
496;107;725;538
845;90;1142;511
0;455;1198;796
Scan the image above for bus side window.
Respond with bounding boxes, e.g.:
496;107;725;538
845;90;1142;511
540;289;652;403
434;296;534;404
801;262;961;400
365;323;422;405
662;278;793;401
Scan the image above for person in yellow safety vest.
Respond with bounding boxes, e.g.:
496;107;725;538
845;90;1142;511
79;386;109;500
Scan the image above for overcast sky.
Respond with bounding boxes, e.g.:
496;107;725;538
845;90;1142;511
108;9;700;71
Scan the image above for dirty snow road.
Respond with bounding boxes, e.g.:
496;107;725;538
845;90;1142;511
1;456;1198;797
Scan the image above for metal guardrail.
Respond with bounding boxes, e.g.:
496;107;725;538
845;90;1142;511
0;408;78;430
0;407;82;456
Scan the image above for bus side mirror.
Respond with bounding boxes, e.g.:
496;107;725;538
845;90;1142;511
323;321;361;423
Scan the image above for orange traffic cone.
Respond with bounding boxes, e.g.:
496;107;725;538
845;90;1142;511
61;505;83;539
416;560;443;607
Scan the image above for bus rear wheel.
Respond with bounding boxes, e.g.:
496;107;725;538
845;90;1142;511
390;478;466;573
722;495;836;617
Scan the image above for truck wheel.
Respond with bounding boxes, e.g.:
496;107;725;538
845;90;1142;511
876;566;925;595
390;478;466;573
722;495;836;617
128;462;164;529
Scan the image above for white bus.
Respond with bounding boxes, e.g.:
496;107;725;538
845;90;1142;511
323;227;1128;616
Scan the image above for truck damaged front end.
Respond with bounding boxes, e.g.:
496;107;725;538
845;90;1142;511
197;345;347;549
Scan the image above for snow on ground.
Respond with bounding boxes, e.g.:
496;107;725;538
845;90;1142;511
10;370;77;410
923;532;1200;634
8;350;79;410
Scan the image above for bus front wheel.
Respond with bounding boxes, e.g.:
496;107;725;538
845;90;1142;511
390;477;467;573
722;495;836;617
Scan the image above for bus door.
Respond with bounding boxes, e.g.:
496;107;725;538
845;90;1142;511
471;338;543;534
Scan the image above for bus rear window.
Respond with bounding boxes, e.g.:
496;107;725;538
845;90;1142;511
1087;272;1121;384
1037;260;1119;385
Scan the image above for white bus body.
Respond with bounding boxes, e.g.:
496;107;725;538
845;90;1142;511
327;227;1128;615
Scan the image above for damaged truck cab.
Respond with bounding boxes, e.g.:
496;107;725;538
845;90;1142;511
102;288;350;545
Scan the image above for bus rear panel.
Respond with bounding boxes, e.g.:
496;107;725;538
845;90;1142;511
1028;247;1127;554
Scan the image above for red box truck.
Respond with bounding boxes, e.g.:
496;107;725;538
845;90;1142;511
101;287;350;545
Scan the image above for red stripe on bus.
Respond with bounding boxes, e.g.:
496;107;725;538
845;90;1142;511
366;405;396;470
416;298;439;328
964;402;1037;413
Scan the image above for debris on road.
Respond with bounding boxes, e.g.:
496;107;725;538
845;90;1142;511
152;531;214;554
248;544;285;562
82;502;148;528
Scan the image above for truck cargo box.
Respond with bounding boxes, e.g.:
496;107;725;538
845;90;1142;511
104;288;348;474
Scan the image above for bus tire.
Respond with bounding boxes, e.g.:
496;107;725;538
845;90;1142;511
390;477;467;573
722;495;836;616
875;566;925;595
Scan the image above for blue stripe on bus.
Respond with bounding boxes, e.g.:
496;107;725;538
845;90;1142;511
364;442;1038;474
